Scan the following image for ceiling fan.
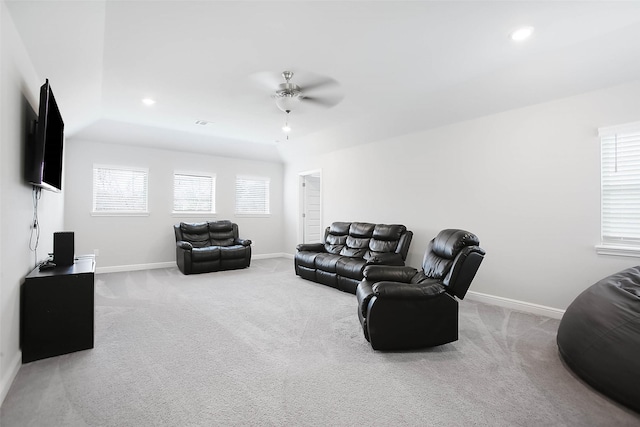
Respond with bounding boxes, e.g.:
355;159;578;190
253;70;344;114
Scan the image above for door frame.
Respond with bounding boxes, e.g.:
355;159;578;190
298;169;323;244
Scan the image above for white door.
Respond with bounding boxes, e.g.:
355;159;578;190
302;173;322;243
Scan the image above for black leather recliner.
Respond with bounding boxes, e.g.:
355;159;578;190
174;221;252;275
356;229;485;350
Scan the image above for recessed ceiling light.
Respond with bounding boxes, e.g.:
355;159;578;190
141;98;156;106
195;120;213;126
510;26;534;41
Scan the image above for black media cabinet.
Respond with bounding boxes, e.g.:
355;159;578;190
21;255;95;363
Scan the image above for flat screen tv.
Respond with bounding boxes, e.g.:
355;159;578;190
27;79;64;192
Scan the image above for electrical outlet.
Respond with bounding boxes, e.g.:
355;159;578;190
93;249;100;256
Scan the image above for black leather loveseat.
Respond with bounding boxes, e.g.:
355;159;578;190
174;221;252;274
295;222;412;293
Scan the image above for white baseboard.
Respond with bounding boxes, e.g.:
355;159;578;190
96;261;175;274
465;291;565;319
252;253;293;260
95;254;293;274
0;350;22;406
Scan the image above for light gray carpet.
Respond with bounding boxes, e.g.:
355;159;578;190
2;258;639;426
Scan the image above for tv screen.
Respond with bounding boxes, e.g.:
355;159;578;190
27;79;64;192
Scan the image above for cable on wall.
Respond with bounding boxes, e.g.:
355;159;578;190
29;186;42;266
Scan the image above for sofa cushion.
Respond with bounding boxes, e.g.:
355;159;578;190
336;258;367;280
325;222;350;254
366;225;406;259
296;251;320;269
349;222;375;238
368;239;397;254
180;222;211;248
341;235;371;258
325;233;348;254
372;224;406;241
220;245;248;260
330;222;351;234
208;221;235;246
422;241;452;279
315;253;342;273
191;246;221;262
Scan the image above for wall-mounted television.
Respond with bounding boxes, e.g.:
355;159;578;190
26;79;64;192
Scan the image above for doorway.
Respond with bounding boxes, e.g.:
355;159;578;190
299;170;322;244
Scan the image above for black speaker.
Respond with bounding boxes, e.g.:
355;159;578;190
53;231;74;266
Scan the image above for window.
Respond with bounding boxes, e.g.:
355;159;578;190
92;165;148;215
235;175;270;215
597;121;640;256
173;172;216;214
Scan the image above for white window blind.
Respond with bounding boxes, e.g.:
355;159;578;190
236;175;270;215
93;165;148;214
173;172;216;213
600;122;640;245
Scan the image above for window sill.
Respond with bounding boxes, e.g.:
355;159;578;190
172;212;217;218
91;212;149;217
595;244;640;258
235;213;271;218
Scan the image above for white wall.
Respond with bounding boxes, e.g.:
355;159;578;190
64;140;284;270
0;1;65;403
282;79;640;311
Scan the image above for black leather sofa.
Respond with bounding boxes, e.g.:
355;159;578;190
295;222;412;293
356;229;485;350
174;221;252;274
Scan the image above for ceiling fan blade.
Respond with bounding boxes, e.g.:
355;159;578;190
302;95;344;108
299;76;339;92
249;71;282;91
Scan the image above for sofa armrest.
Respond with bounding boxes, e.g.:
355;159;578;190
366;252;405;266
372;280;445;300
296;243;325;252
363;265;417;283
235;238;252;247
356;280;376;318
176;241;193;250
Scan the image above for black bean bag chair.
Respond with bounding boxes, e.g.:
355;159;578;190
557;266;640;413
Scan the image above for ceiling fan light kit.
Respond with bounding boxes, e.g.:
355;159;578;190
275;71;302;113
275;93;301;113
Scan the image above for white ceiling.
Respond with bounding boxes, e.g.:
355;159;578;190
7;1;640;162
